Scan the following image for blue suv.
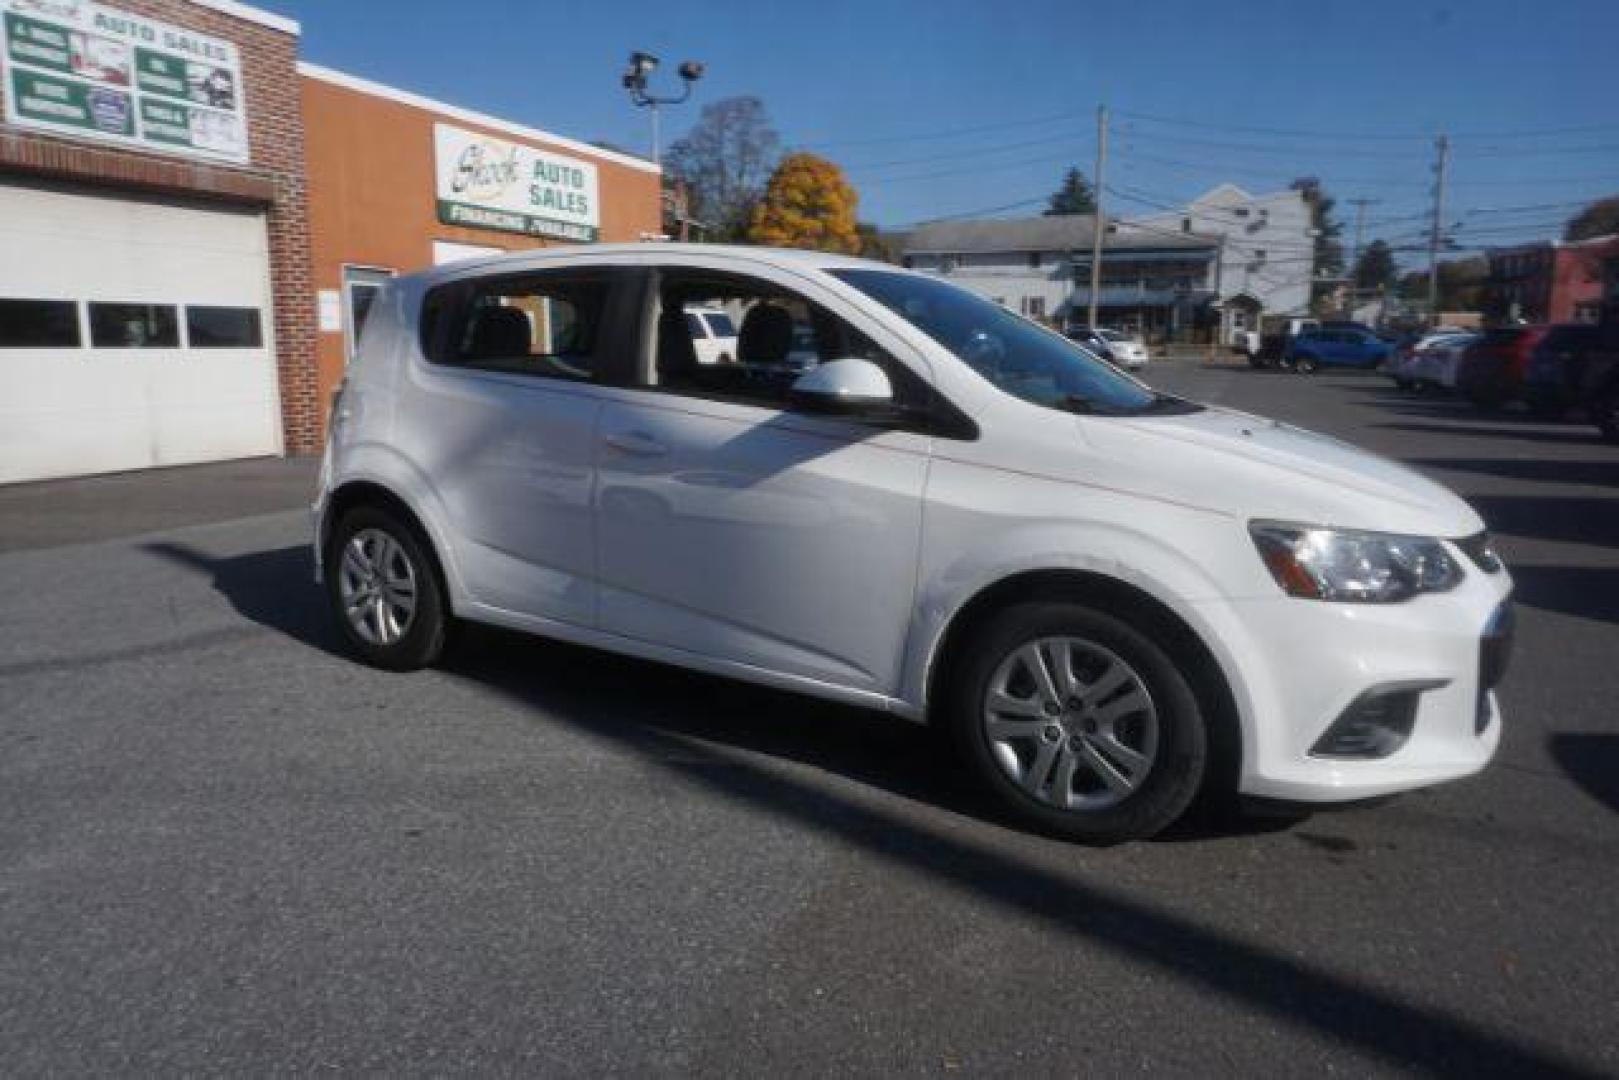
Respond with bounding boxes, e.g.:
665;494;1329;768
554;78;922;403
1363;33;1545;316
1285;328;1392;373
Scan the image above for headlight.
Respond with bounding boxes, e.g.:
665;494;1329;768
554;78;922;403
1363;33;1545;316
1250;521;1463;602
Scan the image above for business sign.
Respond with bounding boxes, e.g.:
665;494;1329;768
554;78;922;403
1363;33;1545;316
434;122;599;243
2;0;248;163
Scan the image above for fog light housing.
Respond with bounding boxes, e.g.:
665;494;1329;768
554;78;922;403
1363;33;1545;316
1310;680;1448;759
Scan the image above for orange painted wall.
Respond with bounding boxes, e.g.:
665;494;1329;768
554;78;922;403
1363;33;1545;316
301;74;662;422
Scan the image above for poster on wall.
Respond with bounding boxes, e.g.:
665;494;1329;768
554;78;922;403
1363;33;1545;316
434;123;600;243
2;0;248;163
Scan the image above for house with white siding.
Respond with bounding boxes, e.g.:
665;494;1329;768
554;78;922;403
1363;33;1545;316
1125;184;1315;343
901;216;1223;343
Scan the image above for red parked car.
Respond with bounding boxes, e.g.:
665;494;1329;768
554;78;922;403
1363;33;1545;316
1455;326;1551;409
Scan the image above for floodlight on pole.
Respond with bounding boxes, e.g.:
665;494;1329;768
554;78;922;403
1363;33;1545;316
621;51;705;168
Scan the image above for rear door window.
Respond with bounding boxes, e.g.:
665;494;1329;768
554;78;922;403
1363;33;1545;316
421;269;627;382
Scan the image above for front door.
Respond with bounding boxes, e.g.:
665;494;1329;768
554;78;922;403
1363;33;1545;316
593;269;932;695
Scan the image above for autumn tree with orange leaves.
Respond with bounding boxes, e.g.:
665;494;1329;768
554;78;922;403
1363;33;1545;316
747;152;861;254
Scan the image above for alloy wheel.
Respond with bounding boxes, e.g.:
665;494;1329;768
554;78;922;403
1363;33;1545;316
337;528;419;646
981;636;1159;811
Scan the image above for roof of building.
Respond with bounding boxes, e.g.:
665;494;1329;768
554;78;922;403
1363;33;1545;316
298;63;662;175
190;0;299;35
902;215;1219;255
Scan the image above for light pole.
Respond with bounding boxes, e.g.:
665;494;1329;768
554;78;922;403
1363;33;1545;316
621;51;705;168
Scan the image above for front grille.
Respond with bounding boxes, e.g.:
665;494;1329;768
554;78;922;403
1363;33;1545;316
1455;532;1503;574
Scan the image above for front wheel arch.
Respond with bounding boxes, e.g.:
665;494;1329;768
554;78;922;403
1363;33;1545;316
925;570;1242;802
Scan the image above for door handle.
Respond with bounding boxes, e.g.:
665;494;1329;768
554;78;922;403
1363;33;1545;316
603;430;667;457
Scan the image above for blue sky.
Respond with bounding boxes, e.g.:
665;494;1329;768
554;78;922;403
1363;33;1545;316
273;0;1619;255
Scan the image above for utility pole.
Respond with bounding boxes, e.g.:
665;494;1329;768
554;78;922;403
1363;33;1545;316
1426;135;1450;327
1087;104;1108;331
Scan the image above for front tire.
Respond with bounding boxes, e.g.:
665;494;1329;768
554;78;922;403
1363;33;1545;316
1294;354;1318;374
327;506;449;671
943;601;1209;843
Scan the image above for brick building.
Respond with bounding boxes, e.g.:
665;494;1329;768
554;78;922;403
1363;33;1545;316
0;0;312;483
0;0;661;483
299;64;661;434
1484;234;1619;326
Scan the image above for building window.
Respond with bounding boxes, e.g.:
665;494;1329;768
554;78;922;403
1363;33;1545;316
186;306;264;348
0;298;80;347
1182;217;1192;233
343;266;396;362
940;255;957;274
1028;252;1042;269
902;256;914;269
88;303;179;348
1025;296;1046;319
1253;249;1266;262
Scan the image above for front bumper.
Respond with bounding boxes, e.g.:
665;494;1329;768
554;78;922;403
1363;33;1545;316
1197;556;1513;802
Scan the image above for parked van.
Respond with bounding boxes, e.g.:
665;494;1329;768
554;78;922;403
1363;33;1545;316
315;245;1511;842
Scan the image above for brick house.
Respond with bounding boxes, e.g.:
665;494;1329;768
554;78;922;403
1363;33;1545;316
1484;234;1619;325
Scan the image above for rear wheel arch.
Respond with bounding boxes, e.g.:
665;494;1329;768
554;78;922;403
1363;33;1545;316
323;481;453;604
925;569;1242;800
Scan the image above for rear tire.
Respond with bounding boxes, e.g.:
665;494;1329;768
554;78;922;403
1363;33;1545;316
326;505;449;671
942;601;1209;844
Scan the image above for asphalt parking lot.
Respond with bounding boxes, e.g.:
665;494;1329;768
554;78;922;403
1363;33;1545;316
2;364;1616;1075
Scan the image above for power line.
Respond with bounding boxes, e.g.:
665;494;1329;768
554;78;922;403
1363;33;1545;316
844;128;1089;172
860;149;1080;188
1112;127;1428;160
1113;107;1619;142
805;107;1092;150
908;196;1048;226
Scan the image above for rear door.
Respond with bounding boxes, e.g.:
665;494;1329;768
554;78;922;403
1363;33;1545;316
398;266;637;627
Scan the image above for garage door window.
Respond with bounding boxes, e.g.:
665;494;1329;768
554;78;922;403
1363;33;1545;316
89;303;180;348
186;306;263;348
0;299;80;347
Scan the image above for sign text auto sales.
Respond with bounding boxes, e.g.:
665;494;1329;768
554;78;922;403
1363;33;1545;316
433;123;600;243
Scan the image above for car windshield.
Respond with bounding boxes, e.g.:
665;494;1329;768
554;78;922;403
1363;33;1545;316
831;269;1190;416
1098;329;1129;342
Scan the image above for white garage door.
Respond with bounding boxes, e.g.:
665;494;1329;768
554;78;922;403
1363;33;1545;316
0;182;281;484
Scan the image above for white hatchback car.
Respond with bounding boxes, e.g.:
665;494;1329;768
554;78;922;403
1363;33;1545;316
315;245;1512;843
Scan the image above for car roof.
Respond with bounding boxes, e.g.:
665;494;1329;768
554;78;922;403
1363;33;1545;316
407;243;901;287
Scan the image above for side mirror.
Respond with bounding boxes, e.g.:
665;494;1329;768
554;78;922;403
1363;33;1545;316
788;358;895;415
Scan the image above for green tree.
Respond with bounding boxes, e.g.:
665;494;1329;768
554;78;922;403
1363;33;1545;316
664;96;781;242
855;221;901;262
1352;239;1398;293
1397;256;1489;312
1564;195;1619;242
1292;177;1345;313
1045;167;1097;216
747;152;861;254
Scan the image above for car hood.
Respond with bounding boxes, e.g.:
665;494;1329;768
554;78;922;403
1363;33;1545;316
1089;405;1484;538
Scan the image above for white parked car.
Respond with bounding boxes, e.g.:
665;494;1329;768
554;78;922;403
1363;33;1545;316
1392;332;1478;391
683;304;737;364
1068;326;1149;369
315;245;1512;843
